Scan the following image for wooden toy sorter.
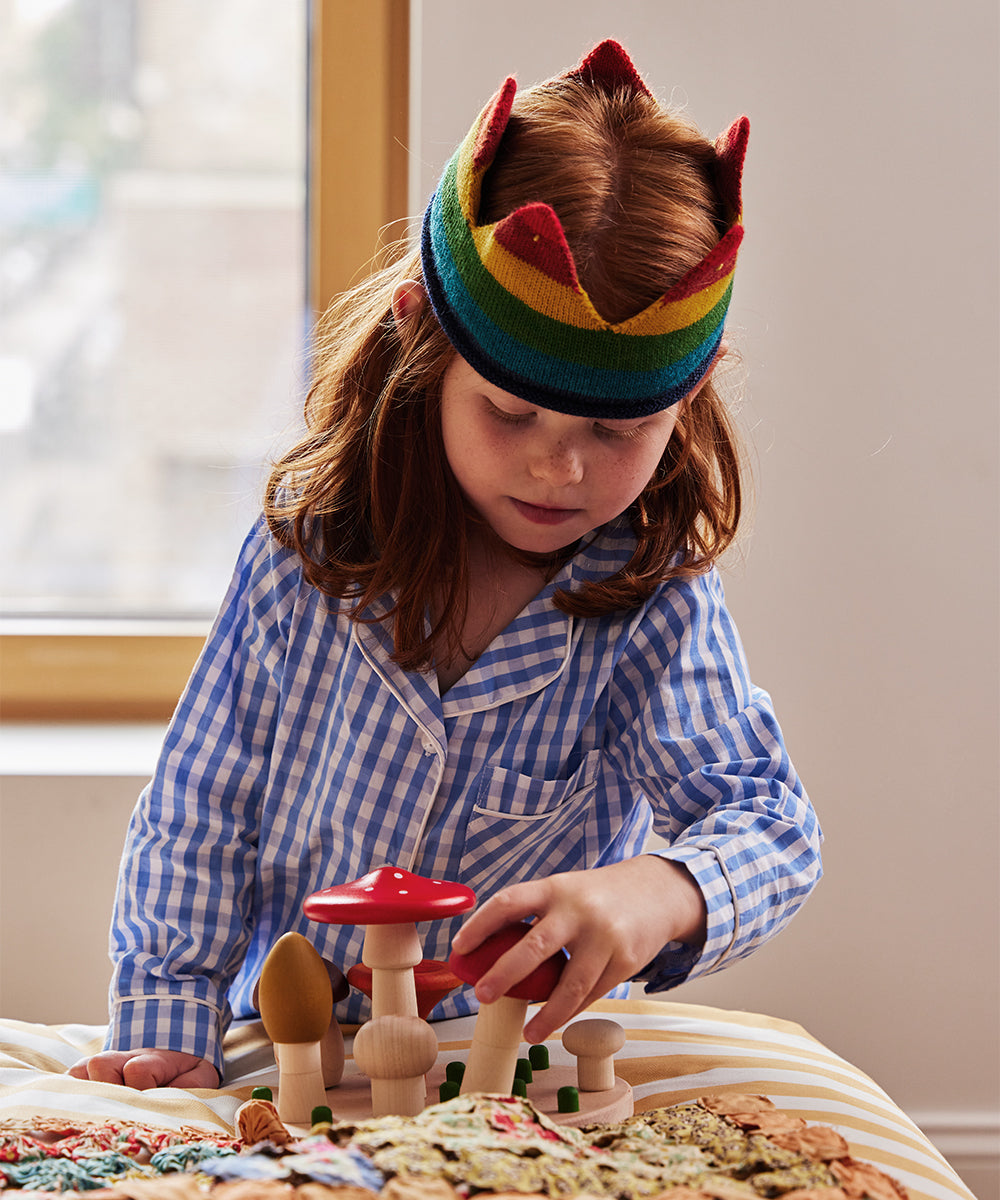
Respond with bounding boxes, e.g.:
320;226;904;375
256;866;634;1130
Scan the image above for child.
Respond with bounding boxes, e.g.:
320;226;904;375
71;39;821;1091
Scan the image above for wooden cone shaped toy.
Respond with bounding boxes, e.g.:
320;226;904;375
257;932;333;1124
254;958;349;1088
304;867;475;1019
449;921;567;1095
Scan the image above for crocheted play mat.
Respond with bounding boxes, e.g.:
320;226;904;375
0;1091;908;1199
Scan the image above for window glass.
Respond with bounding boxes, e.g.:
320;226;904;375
0;0;307;619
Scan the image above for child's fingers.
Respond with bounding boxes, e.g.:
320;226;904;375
451;880;545;954
168;1060;221;1089
119;1051;216;1090
522;950;622;1043
483;916;575;1005
67;1049;215;1090
70;1051;134;1085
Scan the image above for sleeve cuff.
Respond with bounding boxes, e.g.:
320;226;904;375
633;846;737;991
106;997;226;1083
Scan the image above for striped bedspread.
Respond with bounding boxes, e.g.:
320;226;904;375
0;998;973;1200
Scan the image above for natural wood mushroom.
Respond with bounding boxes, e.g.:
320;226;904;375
255;954;349;1087
304;867;476;1019
449;921;567;1095
352;1013;438;1117
256;932;333;1124
562;1017;626;1091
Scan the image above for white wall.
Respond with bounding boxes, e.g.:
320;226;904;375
0;773;138;1025
413;0;998;1181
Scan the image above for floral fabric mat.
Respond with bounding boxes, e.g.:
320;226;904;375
0;1092;908;1199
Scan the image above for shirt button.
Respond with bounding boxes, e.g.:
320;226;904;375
422;739;436;755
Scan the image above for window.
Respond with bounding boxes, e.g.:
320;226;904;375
1;0;410;718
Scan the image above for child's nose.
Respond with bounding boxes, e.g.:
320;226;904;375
529;436;584;486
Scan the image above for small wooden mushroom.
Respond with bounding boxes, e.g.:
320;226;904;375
352;1014;438;1117
256;932;333;1124
449;921;567;1096
562;1018;626;1091
304;867;476;1020
255;954;349;1087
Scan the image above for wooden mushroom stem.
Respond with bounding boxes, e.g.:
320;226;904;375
274;1040;327;1124
348;959;462;1021
361;922;423;1018
460;994;528;1095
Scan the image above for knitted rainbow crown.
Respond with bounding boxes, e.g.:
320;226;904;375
420;39;749;418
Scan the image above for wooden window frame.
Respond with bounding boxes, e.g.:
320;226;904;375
0;0;410;722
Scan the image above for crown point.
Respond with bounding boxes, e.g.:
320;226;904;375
572;39;652;98
472;76;518;173
493;203;579;290
714;115;750;221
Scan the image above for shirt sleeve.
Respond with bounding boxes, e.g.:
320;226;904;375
105;521;298;1078
606;567;823;992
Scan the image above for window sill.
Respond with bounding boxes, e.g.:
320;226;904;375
0;626;206;721
0;721;167;777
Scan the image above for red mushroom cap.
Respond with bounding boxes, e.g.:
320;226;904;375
448;921;567;1001
304;865;476;925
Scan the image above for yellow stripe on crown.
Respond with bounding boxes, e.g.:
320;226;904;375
474;224;736;334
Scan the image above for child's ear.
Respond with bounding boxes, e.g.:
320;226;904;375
391;279;427;325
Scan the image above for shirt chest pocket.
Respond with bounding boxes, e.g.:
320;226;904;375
460;750;613;895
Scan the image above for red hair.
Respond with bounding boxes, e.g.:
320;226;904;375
265;77;743;670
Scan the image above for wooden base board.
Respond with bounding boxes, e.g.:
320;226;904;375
287;1062;633;1131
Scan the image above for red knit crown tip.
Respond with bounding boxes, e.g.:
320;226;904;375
714;115;750;219
572;39;651;98
472;76;518;172
494;202;580;289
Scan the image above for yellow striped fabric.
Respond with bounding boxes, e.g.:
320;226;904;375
0;1001;973;1200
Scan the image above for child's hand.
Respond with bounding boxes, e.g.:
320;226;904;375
68;1049;218;1090
451;856;707;1044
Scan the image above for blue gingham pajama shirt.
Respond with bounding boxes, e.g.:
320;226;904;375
107;517;822;1078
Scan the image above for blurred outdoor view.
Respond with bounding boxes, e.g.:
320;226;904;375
0;0;308;619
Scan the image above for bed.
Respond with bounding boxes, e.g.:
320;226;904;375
0;998;973;1199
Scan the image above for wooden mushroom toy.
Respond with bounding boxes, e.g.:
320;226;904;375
347;958;464;1021
257;932;333;1124
449;921;567;1096
304;866;475;1019
352;1013;438;1117
255;956;349;1087
562;1018;626;1091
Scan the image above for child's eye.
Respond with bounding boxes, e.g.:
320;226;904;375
594;422;644;442
484;399;533;426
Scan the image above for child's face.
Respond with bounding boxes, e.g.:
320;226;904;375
440;354;681;554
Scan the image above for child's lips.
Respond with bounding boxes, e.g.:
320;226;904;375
512;499;581;525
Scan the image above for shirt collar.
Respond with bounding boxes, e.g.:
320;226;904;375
353;519;639;717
